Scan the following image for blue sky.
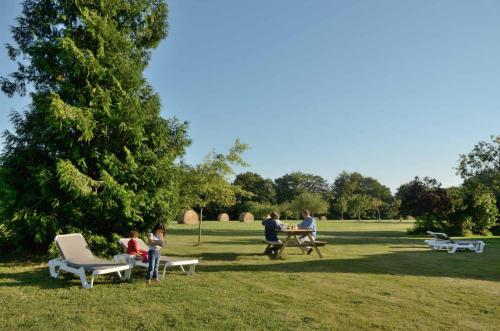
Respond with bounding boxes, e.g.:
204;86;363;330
1;0;499;191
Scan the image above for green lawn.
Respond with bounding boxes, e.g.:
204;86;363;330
1;221;499;330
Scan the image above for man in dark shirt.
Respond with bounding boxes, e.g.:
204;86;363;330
262;211;284;255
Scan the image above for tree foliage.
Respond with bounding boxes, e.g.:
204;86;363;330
397;176;498;235
230;171;276;217
233;172;276;204
290;192;329;217
348;194;373;221
246;201;280;220
331;171;392;219
460;182;498;235
457;135;500;214
333;195;349;220
0;0;189;254
274;172;329;203
396;177;451;221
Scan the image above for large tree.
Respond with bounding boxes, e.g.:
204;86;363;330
274;172;330;203
331;171;392;219
290;192;329;218
233;172;276;204
0;0;189;254
457;135;500;213
396;177;451;220
332;172;392;202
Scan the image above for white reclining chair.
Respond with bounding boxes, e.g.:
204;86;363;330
425;231;485;254
115;238;198;278
48;233;131;289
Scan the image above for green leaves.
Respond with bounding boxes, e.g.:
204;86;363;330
49;93;96;142
290;192;329;217
0;1;188;253
57;159;100;197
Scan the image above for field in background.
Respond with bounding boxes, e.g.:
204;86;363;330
1;220;499;330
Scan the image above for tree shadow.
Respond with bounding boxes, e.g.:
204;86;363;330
196;248;500;281
0;264;134;289
197;252;264;261
198;239;265;246
169;228;264;237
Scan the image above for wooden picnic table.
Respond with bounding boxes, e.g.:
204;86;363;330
276;229;323;258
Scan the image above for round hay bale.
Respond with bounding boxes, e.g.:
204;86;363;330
177;209;199;224
319;216;327;221
216;213;230;222
239;212;254;222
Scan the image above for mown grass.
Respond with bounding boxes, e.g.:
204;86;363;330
1;220;499;330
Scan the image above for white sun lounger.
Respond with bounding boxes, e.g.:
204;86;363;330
425;231;485;253
48;233;131;289
115;238;198;278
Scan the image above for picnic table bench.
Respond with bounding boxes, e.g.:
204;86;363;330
263;229;327;258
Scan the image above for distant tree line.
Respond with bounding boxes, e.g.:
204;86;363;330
201;170;396;222
201;136;500;236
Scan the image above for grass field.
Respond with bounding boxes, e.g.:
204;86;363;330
1;220;499;330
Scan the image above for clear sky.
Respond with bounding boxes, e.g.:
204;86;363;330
1;0;499;191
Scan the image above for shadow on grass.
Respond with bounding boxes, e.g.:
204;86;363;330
0;264;134;289
172;228;426;246
169;228;265;237
198;252;264;261
196;248;500;282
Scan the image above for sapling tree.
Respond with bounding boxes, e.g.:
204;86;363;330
180;140;251;245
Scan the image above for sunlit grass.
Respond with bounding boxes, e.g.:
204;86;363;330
1;220;499;330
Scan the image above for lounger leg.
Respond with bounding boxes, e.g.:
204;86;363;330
48;259;60;278
90;271;97;288
187;264;196;275
478;242;485;253
78;267;91;289
113;255;130;280
162;263;168;279
180;265;186;273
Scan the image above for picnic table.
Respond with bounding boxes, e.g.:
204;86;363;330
276;229;324;258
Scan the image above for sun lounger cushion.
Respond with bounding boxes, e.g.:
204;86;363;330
56;234;127;271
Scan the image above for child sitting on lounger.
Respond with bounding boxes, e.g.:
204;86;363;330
262;211;285;255
147;223;166;283
127;230;149;263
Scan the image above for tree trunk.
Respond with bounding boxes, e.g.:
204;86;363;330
341;211;344;221
358;212;361;221
196;207;204;245
377;209;381;221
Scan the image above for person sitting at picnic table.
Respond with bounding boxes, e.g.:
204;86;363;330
297;209;317;254
262;211;285;255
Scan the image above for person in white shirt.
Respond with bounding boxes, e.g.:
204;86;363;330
147;223;166;283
